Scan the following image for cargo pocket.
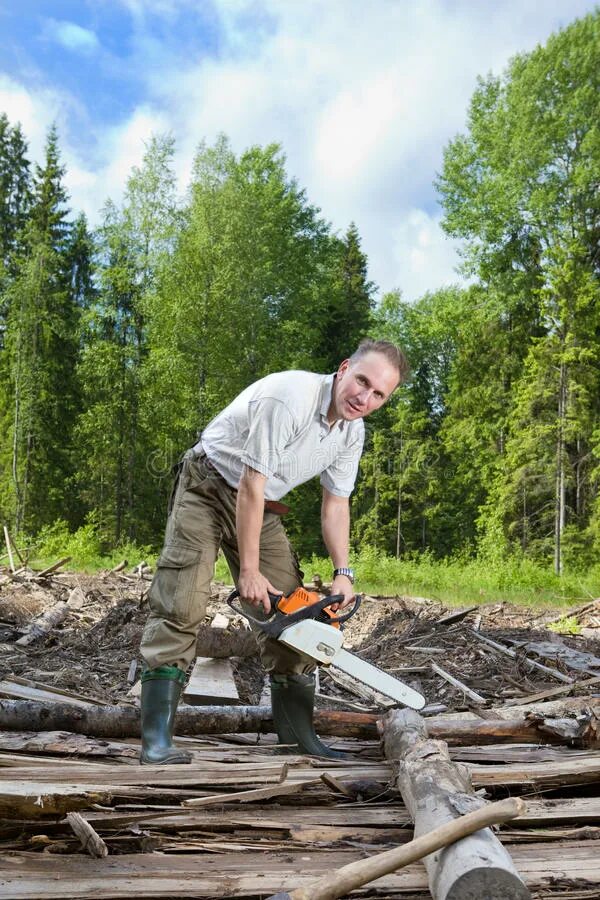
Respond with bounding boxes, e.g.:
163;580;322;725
148;543;210;627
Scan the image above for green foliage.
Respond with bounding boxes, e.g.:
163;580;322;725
30;518;155;571
436;10;600;572
548;615;581;635
304;547;599;607
2;12;600;592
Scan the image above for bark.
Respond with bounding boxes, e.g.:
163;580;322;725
195;626;258;658
0;699;596;747
382;709;531;900
15;601;70;646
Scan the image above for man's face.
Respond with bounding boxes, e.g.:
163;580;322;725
329;351;400;422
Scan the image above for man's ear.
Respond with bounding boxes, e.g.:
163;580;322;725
337;358;350;377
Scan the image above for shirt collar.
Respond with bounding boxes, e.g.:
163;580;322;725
319;373;345;431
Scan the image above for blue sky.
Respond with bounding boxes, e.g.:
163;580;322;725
0;0;597;299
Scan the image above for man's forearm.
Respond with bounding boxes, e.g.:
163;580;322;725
236;468;266;574
321;494;350;568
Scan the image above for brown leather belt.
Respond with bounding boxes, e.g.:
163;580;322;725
264;499;290;516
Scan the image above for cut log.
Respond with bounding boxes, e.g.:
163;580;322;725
382;708;531;900
195;625;258;658
267;797;525;900
0;699;598;747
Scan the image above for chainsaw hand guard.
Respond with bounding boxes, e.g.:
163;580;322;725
226;588;361;638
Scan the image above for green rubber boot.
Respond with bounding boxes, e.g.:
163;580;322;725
140;666;192;765
270;673;349;759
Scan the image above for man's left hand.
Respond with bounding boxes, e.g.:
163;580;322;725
329;575;355;611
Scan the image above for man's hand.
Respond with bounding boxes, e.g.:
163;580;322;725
238;569;281;615
329;574;355;611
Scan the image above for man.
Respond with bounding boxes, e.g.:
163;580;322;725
139;338;407;764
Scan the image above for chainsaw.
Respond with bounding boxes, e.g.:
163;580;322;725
227;587;425;710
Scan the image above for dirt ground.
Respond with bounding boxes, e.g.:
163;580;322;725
1;565;599;712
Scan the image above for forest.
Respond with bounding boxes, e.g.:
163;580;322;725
0;10;599;584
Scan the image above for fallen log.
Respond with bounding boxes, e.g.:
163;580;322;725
266;796;525;900
0;699;597;747
195;625;258;658
15;601;70;646
382;708;531;900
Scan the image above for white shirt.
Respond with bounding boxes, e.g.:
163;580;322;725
195;371;364;501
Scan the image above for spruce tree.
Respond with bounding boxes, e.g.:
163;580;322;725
0;126;80;534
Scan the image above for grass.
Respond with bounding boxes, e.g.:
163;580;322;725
24;520;157;573
20;521;600;609
303;549;600;609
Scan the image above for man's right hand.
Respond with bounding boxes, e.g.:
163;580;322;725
238;570;281;614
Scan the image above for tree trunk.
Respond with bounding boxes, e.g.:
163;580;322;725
0;699;596;746
381;709;531;900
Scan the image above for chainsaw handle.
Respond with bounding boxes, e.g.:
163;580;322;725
321;594;362;625
226;589;361;638
226;590;275;628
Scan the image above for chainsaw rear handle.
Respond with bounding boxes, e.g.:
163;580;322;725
226;589;361;638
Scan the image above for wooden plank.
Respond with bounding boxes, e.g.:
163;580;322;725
509;639;600;675
0;842;598;898
0;730;139;761
182;778;322;808
0;678;104;707
33;556;71;578
501;674;600;707
183;657;240;706
469;754;600;789
0;760;288;787
3;526;15;573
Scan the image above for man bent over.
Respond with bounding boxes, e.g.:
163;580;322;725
139;339;407;763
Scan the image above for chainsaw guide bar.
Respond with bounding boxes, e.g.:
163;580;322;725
227;588;426;710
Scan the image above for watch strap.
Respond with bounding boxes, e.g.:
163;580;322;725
333;567;354;584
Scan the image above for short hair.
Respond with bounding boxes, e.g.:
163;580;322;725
349;338;409;383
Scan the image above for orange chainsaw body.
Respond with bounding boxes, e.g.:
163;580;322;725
276;587;341;629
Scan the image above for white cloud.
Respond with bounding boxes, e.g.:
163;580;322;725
2;0;597;300
64;106;171;221
387;209;465;301
0;74;64;161
45;20;100;54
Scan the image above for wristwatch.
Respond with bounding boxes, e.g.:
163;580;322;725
333;567;355;585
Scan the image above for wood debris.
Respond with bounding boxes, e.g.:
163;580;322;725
0;565;600;896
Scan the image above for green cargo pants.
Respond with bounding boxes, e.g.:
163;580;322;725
140;449;314;675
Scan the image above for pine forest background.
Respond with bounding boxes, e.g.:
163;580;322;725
1;12;600;590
